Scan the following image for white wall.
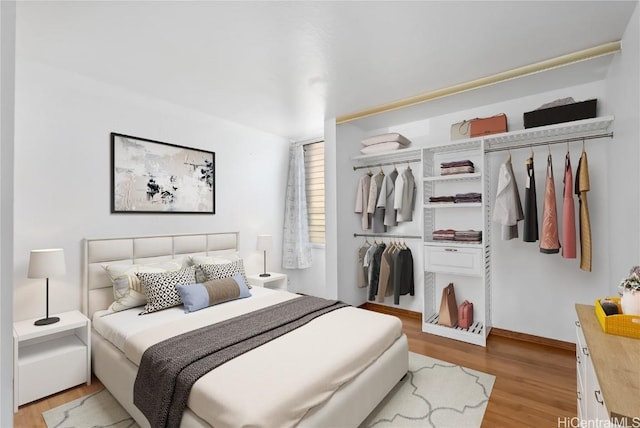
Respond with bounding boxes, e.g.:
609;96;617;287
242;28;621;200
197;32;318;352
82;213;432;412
333;76;631;343
13;59;289;321
0;1;16;424
604;3;640;296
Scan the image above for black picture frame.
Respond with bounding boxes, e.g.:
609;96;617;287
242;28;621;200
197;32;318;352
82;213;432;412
110;133;215;214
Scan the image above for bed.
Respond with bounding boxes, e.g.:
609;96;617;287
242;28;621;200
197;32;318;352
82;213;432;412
83;232;408;428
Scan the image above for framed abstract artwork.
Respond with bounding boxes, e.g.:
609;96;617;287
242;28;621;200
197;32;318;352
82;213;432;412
111;133;215;214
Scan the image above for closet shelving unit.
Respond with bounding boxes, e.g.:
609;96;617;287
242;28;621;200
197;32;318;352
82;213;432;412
422;138;489;346
351;147;422;170
421;115;614;347
346;116;614;347
483;116;614;152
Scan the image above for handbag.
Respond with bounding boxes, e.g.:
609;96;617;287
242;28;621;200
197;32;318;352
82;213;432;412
450;120;471;141
437;283;458;327
470;114;508;137
458;300;474;329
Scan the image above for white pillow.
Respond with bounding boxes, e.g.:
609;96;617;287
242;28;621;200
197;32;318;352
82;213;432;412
361;132;411;147
101;260;183;315
189;251;240;266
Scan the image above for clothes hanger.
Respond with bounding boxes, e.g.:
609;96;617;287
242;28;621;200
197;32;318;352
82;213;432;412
406;162;412;171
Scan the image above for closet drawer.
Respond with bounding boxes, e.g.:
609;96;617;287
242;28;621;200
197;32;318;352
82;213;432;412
424;246;483;277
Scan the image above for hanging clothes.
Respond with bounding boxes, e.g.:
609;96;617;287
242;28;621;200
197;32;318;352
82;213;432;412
393;246;414;305
376;243;398;302
575;149;592;272
368;242;386;301
540;153;561;253
492;155;524;240
357;240;371;288
376;168;399;227
562;151;577;259
394;166;416;222
523;154;539;242
367;171;385;233
354;173;372;231
364;242;378;289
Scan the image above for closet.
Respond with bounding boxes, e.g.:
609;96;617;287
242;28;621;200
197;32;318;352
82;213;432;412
343;115;614;346
350;147;424;312
422;116;613;346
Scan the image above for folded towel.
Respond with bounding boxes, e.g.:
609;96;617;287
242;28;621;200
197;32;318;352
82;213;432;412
361;132;412;147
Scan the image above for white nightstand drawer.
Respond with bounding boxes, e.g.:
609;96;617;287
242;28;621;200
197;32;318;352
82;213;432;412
18;334;87;405
424;246;483;277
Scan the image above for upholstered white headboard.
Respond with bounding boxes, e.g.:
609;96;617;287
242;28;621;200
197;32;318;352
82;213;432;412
83;232;239;318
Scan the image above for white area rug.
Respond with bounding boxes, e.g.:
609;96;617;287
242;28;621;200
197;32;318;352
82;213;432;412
42;389;139;428
43;352;494;428
360;352;495;428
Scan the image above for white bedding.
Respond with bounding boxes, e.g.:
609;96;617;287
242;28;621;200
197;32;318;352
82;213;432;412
92;287;404;428
93;285;276;352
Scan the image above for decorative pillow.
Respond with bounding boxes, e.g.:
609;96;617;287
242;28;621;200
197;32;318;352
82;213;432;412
137;266;197;315
102;261;183;314
190;252;241;283
198;259;250;288
176;273;251;313
189;251;240;266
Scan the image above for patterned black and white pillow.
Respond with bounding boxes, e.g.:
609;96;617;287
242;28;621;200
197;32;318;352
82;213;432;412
137;266;197;315
199;259;250;288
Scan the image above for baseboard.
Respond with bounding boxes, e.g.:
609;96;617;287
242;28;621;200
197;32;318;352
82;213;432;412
489;327;576;352
361;303;575;351
359;302;422;321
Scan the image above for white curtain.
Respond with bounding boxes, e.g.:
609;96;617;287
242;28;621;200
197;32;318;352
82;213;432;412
282;144;312;269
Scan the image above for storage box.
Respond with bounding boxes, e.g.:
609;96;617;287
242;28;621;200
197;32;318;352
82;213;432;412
523;99;597;129
470;114;507;137
594;297;640;339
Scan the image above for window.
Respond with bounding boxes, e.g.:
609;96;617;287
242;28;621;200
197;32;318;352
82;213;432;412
303;141;325;245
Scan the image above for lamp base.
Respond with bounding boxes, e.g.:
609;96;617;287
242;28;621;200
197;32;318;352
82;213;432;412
259;273;271;277
34;316;60;326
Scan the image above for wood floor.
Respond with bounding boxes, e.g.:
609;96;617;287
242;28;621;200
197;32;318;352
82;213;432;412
13;310;577;428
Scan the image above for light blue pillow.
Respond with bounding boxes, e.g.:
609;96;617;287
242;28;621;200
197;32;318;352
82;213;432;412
176;273;251;313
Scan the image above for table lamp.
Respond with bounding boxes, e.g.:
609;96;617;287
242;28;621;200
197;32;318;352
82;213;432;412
28;248;66;326
256;235;272;277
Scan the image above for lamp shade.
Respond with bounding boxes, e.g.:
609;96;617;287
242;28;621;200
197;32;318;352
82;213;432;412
256;235;272;251
28;249;66;279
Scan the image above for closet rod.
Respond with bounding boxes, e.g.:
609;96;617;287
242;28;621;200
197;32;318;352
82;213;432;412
353;158;421;171
484;132;613;154
353;233;422;239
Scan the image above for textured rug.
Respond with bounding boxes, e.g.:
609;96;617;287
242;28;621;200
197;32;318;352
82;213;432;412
42;389;139;428
43;352;494;428
360;352;495;428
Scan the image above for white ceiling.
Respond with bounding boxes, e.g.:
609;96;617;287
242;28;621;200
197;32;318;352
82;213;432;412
16;1;638;140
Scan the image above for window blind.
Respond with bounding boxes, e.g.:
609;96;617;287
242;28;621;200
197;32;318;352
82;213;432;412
304;141;325;244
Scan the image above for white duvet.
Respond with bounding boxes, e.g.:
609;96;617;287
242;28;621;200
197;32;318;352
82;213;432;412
93;288;403;428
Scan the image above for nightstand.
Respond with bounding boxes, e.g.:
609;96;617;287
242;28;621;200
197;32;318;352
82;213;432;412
246;272;288;290
13;310;91;411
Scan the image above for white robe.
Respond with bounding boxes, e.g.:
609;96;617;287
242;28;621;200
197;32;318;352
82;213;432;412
492;157;524;240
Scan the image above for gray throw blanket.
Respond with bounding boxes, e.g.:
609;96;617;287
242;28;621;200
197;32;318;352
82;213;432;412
133;295;349;428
